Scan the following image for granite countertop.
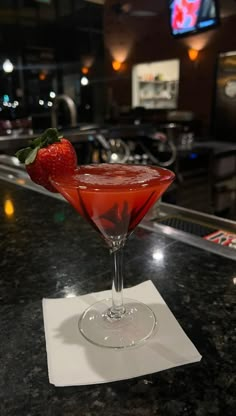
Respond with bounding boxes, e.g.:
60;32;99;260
0;179;235;416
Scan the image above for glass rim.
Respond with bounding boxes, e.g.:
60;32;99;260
50;163;175;191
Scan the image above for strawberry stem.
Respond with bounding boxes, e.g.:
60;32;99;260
15;128;62;165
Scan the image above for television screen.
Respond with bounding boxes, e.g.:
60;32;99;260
169;0;220;37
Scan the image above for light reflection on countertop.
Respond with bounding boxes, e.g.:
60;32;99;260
4;197;14;217
152;249;164;263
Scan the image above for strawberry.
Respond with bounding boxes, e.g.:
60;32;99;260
15;128;77;193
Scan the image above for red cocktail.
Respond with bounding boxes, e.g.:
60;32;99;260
51;164;174;244
51;163;175;348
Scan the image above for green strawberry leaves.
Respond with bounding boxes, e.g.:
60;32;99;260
15;146;32;163
15;128;62;165
25;146;40;165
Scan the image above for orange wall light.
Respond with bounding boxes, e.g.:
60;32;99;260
188;48;199;62
81;66;89;75
112;60;122;71
39;71;47;81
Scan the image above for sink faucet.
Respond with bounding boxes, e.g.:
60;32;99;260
51;94;77;128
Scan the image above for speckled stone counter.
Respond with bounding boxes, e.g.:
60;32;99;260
0;179;235;416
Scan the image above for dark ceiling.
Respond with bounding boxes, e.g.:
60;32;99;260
0;0;236;59
0;1;104;61
0;0;103;27
1;1;236;31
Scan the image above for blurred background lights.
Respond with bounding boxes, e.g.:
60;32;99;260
81;66;89;75
112;60;122;71
81;76;89;86
3;94;10;103
12;101;19;108
2;59;14;73
49;91;56;99
39;71;47;81
110;153;119;162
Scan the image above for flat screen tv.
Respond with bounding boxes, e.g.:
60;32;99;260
169;0;220;37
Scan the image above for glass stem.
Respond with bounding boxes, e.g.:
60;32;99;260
109;243;126;319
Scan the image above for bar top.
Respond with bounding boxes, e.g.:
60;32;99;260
0;179;235;416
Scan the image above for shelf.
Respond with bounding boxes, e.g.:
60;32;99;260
139;97;173;101
138;80;176;84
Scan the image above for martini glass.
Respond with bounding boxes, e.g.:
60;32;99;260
51;163;175;349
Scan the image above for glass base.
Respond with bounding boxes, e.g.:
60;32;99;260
79;298;157;349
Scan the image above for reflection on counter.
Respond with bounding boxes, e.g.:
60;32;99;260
4;198;14;217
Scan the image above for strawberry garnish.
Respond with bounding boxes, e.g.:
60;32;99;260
15;128;77;193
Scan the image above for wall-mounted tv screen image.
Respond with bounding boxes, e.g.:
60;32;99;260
169;0;220;37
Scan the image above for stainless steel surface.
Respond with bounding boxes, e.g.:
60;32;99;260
0;159;62;201
141;219;236;261
51;94;77;128
0;154;24;169
159;202;236;232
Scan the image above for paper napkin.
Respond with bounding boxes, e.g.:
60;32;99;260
42;280;201;386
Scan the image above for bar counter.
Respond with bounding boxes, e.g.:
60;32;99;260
0;179;235;416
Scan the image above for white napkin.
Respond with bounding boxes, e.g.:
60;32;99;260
42;281;201;386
